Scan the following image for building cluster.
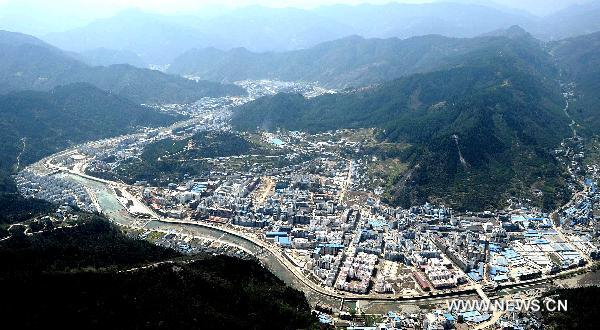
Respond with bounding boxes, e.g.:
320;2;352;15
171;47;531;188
234;79;335;99
15;169;96;213
49;118;598;300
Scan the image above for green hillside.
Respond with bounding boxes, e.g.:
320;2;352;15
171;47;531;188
111;131;285;185
232;38;571;211
0;83;180;228
0;83;178;172
551;31;600;135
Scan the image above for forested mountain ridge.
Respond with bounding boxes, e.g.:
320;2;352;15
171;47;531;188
0;83;180;226
232;32;572;211
0;83;178;172
169;26;547;88
0;214;315;329
550;31;600;135
0;30;245;104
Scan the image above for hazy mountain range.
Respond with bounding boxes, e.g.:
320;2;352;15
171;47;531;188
0;30;244;104
167;26;541;87
0;29;242;197
30;1;600;66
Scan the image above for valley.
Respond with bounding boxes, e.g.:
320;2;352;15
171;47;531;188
1;3;600;328
13;78;600;327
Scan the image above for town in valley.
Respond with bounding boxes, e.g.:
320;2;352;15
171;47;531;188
13;79;600;329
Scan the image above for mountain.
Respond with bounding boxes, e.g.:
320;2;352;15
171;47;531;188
0;82;180;226
231;33;571;211
314;2;531;39
43;9;220;65
0;83;178;173
169;27;539;88
0;30;245;104
44;3;535;57
0;29;50;47
76;48;147;68
0;214;315;328
551;31;600;134
40;2;600;68
533;1;600;40
43;7;350;63
190;6;351;52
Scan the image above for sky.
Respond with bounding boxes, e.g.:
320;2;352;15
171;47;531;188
0;0;591;14
0;0;592;35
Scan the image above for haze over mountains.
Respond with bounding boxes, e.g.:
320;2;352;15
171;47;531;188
15;1;598;66
168;26;542;87
0;30;244;104
0;28;242;207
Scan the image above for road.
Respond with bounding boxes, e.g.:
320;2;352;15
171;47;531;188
47;157;587;311
338;159;353;203
255;176;274;206
15;137;26;171
42;150;485;306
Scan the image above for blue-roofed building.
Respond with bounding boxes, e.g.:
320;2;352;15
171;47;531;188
503;249;519;259
276;236;291;247
528;217;545;221
495;265;508;273
471;313;491;323
468;272;482;281
495;256;508;266
270;137;284;146
532;238;549;245
460;310;490;323
444;313;455;323
191;183;207;194
368;220;385;231
511;215;527;222
318;243;344;255
524;230;541;238
493;274;509;282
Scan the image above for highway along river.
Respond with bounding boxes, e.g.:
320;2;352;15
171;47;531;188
61;172;480;311
62;172;349;308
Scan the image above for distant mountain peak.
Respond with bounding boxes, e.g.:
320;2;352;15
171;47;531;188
505;25;530;36
0;29;50;47
481;25;532;39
